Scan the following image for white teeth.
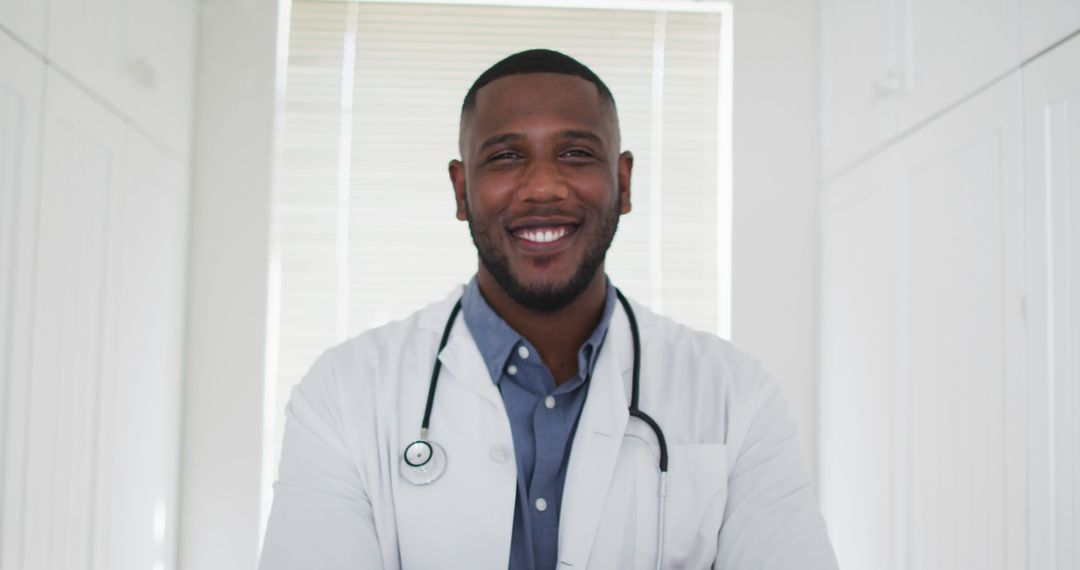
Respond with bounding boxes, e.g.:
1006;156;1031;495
517;226;570;244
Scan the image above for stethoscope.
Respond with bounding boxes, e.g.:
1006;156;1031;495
401;289;670;569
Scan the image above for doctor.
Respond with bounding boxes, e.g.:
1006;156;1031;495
259;49;838;569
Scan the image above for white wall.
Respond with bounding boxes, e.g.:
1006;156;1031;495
178;1;286;569
0;0;195;568
819;1;1080;566
730;0;823;478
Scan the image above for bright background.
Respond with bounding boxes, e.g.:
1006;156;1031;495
1;0;1078;569
271;0;731;509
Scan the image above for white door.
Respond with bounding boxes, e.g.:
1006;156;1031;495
820;0;896;174
1021;0;1080;61
19;68;187;570
0;0;47;52
45;0;196;157
821;0;1025;177
21;67;129;570
92;134;188;570
820;147;904;570
1023;32;1080;570
895;0;1022;136
820;72;1026;569
0;29;45;570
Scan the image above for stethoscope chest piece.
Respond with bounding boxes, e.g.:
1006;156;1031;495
401;439;447;485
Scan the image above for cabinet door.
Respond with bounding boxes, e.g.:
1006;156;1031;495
822;0;1025;177
22;68;129;570
21;68;187;570
820;73;1026;569
1023;32;1080;570
895;73;1025;570
820;152;904;570
46;0;196;158
93;131;187;570
821;0;896;174
1021;0;1080;61
896;0;1021;139
0;30;44;570
0;0;47;52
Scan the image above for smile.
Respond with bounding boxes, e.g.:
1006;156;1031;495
511;224;578;242
513;225;576;244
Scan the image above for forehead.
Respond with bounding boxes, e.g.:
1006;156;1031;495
460;73;617;149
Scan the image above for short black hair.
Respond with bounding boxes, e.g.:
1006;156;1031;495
461;49;615;114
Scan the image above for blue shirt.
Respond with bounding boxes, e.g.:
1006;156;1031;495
461;277;617;570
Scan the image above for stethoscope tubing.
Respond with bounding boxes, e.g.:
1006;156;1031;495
408;288;668;569
420;299;462;438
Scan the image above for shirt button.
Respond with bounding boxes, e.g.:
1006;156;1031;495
507;364;518;376
544;396;556;409
535;497;548;512
518;345;530;359
489;445;510;463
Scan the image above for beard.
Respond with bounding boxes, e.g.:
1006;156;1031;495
465;197;621;313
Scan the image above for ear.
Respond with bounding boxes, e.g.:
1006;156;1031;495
617;151;633;214
449;159;468;221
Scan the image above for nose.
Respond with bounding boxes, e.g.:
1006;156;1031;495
518;159;568;203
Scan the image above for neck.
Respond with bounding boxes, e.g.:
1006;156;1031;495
476;268;608;385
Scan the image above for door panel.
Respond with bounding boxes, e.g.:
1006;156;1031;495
93;131;187;570
45;0;196;157
1021;0;1080;61
19;68;187;570
897;0;1022;137
0;30;44;570
0;0;47;52
22;69;126;570
820;155;903;570
821;0;896;173
820;73;1025;569
1023;32;1080;570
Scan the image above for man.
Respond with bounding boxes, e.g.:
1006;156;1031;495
260;49;837;569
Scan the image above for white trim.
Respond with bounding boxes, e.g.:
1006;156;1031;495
335;3;359;343
714;6;733;339
332;0;732;14
1042;101;1058;569
258;0;295;555
647;10;666;313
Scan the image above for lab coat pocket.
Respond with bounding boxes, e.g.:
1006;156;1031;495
635;443;729;570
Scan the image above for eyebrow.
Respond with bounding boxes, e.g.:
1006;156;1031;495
558;129;604;145
478;129;605;151
479;132;523;151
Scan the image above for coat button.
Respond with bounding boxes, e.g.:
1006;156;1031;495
535;497;548;512
489;445;510;463
518;345;530;359
544;396;556;409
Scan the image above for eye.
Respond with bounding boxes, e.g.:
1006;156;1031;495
561;148;597;161
488;150;522;163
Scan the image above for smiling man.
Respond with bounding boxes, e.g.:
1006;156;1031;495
259;50;837;570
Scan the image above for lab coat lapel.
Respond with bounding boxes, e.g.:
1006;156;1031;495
430;305;505;410
558;303;633;567
400;293;516;567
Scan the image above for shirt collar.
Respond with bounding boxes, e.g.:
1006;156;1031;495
460;275;618;385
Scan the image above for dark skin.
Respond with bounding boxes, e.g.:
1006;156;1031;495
448;73;634;384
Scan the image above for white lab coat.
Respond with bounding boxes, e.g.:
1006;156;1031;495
259;288;838;569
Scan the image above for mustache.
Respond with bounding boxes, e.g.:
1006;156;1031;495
504;206;584;224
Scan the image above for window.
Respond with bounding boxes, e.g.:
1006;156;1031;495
267;0;732;510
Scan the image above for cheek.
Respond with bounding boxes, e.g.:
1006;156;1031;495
467;174;517;214
574;172;621;208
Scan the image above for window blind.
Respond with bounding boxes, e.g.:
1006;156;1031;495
272;0;727;477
